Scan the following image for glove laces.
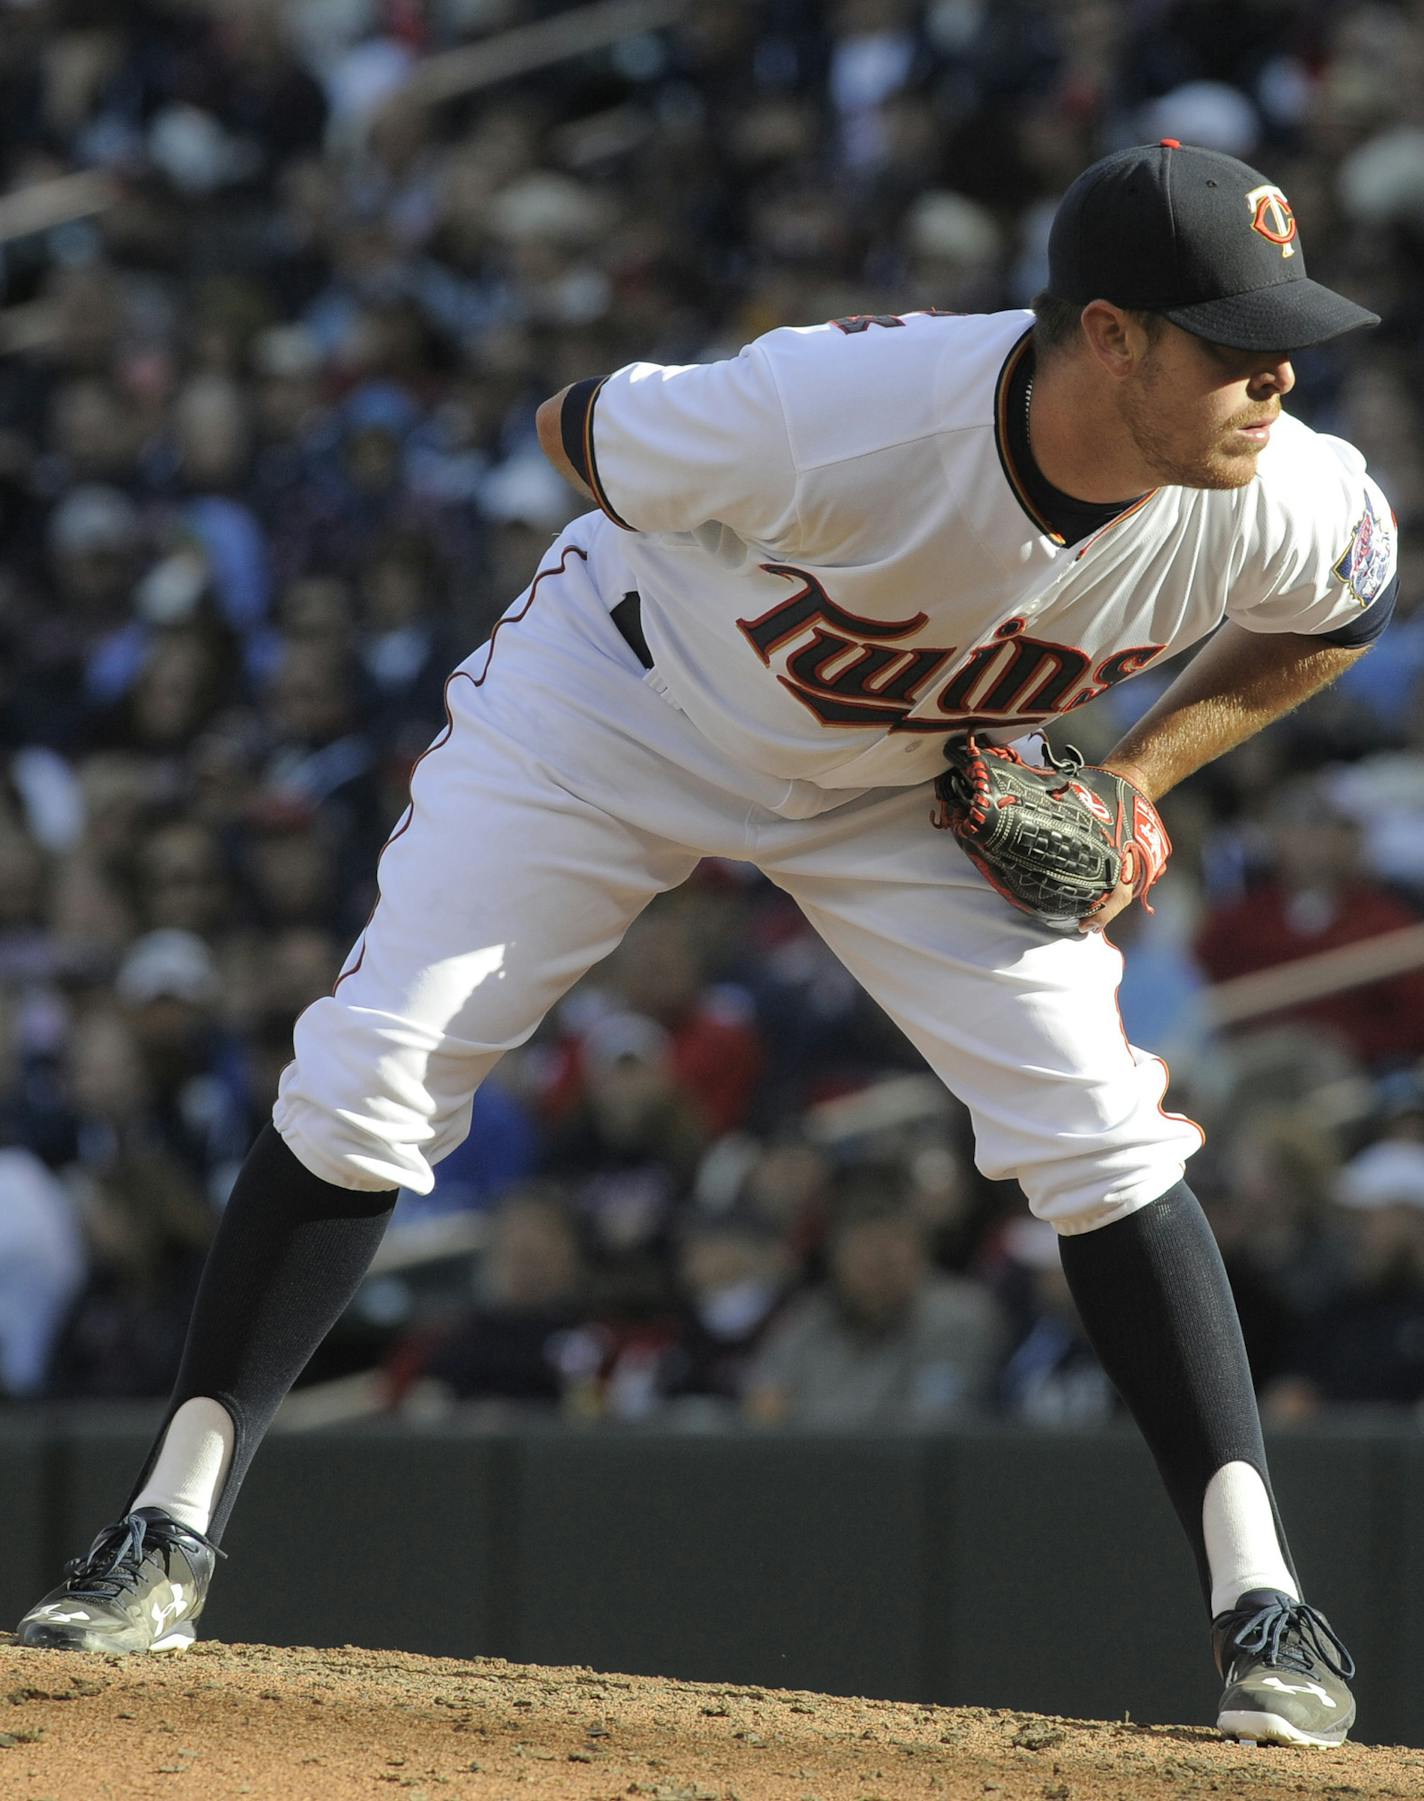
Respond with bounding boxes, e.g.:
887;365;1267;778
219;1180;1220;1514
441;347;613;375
1230;1594;1356;1681
63;1512;225;1601
1039;739;1085;778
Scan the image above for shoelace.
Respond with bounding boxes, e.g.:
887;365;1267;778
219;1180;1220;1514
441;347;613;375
1231;1595;1356;1681
62;1513;224;1602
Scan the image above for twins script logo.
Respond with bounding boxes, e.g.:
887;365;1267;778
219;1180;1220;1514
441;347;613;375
1246;183;1297;258
736;564;1163;734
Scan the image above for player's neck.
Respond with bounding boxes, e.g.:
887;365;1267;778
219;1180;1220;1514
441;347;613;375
1028;349;1156;505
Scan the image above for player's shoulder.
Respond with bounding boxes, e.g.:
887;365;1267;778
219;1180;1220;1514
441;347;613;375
752;307;1029;470
1235;409;1394;598
1251;410;1374;517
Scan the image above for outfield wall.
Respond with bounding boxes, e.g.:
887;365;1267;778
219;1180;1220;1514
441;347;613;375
1;1414;1412;1745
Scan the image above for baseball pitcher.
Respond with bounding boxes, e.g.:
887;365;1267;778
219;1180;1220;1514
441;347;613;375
20;143;1389;1748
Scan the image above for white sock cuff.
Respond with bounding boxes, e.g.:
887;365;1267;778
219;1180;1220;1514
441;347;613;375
1204;1460;1299;1619
130;1396;236;1537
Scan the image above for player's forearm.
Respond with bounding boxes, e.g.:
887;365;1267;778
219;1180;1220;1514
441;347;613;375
1101;623;1367;801
535;386;595;500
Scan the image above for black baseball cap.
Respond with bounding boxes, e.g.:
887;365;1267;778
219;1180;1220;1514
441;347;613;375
1047;141;1379;351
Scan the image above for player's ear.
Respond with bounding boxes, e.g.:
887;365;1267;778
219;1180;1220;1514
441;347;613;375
1078;301;1145;380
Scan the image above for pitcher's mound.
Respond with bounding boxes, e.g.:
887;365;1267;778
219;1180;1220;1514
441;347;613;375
2;1636;1420;1801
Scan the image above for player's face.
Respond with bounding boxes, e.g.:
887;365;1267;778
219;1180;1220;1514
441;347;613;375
1117;324;1295;490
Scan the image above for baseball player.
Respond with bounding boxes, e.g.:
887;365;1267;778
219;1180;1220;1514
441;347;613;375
19;143;1390;1748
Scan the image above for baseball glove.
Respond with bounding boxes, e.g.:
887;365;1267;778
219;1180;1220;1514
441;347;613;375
932;734;1170;934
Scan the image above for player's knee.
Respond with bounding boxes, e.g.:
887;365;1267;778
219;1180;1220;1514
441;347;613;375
271;996;481;1195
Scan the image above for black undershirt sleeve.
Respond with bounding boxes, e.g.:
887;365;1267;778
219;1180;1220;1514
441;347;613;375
559;377;602;488
1315;571;1398;648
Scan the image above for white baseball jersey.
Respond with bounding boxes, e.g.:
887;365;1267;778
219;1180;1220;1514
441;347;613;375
572;309;1394;795
276;307;1393;1233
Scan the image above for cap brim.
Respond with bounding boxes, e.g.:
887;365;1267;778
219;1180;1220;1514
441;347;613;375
1163;278;1379;351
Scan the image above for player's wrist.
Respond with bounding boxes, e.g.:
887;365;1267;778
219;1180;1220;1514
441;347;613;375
1097;757;1157;801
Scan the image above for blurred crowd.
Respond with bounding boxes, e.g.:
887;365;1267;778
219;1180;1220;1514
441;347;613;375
4;0;1424;1426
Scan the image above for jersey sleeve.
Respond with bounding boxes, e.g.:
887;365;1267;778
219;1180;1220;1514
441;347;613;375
1226;427;1398;641
569;341;800;543
1315;569;1396;646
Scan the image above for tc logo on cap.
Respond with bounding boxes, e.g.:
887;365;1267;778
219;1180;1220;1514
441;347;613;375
1246;184;1297;258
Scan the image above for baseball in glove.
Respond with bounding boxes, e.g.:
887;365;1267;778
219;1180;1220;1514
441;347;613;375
932;734;1170;934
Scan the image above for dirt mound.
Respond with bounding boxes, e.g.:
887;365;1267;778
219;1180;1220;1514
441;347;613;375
1;1636;1421;1801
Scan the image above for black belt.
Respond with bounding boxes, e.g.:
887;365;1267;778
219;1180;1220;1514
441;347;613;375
611;590;653;669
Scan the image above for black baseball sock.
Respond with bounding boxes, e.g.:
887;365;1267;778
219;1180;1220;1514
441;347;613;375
1057;1180;1297;1612
126;1122;397;1542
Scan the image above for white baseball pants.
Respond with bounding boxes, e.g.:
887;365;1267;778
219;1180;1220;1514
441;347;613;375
274;527;1201;1233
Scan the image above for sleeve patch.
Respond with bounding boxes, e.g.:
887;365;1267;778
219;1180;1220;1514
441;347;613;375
1331;494;1394;606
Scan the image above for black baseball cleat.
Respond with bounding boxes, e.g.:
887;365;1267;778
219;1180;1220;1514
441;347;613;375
16;1508;223;1654
1214;1587;1356;1746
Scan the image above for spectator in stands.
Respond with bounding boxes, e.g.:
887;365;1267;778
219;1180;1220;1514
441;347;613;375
238;801;344;934
546;904;766;1138
1265;1139;1424;1414
90;615;240;760
255;636;385;876
1195;781;1424;1070
34;486;147;744
396;1185;590;1410
42;753;151;970
163;373;270;636
45;377;143;502
0;1143;87;1399
733;1130;833;1263
246;574;356;697
661;1208;792;1406
127;815;234;942
743;1167;1006;1427
356;527;455;753
992;1217;1115;1426
47;1004;216;1397
1326;667;1424;903
113;928;249;1187
1200;1105;1351;1390
544;1010;708;1307
0;0;1419;1410
0;822;56;986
